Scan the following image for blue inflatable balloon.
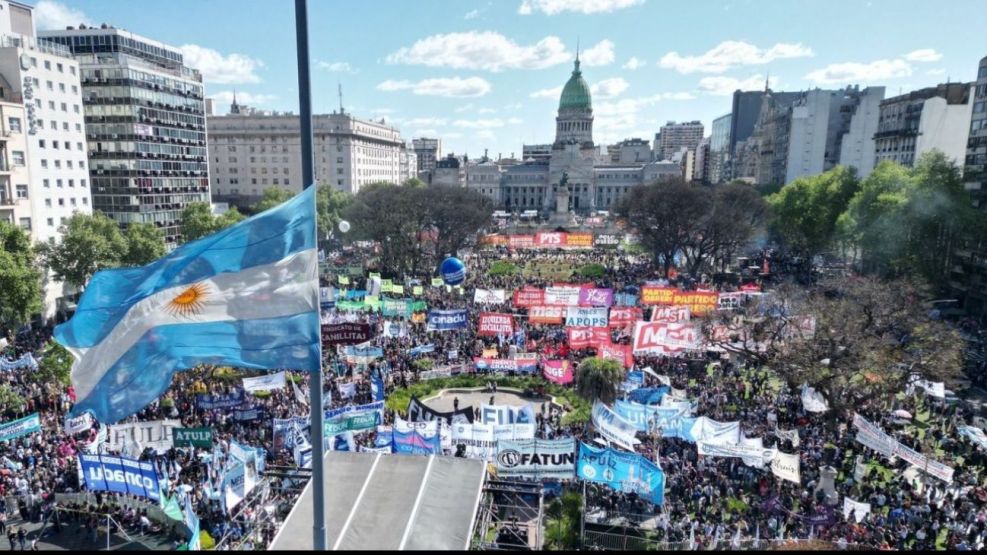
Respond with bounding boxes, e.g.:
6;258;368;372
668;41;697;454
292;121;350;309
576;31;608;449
440;257;466;286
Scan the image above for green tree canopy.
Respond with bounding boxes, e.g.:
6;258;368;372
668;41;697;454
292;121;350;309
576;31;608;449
767;165;859;260
574;357;623;405
122;223;166;267
0;222;42;332
253;187;294;213
39;212;127;288
33;340;73;388
180;203;245;244
317;185;352;239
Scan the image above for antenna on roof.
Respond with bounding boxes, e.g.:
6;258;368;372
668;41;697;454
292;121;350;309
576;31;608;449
338;83;344;114
764;72;770;92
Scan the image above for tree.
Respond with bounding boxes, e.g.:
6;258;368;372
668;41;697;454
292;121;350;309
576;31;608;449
403;177;427;189
33;340;72;388
686;182;769;275
122;223;166;267
0;222;42;333
706;275;965;414
39;212;127;288
253;187;294;213
767;166;859;260
425;185;494;261
616;179;711;277
0;385;25;415
574;357;624;405
180;203;245;244
316;185;352;238
544;491;583;550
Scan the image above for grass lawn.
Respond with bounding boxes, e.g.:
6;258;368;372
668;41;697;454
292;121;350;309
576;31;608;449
522;261;574;281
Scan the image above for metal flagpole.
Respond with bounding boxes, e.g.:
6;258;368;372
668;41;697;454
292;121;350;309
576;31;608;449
294;0;327;550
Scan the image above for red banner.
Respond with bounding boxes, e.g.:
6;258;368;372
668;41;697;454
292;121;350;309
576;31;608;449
597;342;633;368
566;327;611;350
609;307;643;328
529;305;565;324
632;322;700;353
650;305;691;323
640;287;719;315
509;235;535;249
513;287;545;307
542;359;574;385
566;233;593;248
478;312;515;336
536;232;567;248
480;234;508;246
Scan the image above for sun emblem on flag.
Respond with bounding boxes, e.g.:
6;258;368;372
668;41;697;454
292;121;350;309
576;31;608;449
166;282;209;317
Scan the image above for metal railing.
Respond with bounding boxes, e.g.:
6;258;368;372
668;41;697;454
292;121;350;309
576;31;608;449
0;34;72;57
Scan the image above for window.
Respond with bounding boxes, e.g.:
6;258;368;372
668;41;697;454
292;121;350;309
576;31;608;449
18;217;30;231
45;199;51;207
59;83;65;93
46;218;53;227
81;179;87;188
56;63;63;73
11;151;24;165
48;101;55;110
7;117;20;133
77;142;83;151
43;179;49;188
60;102;67;112
14;185;27;199
63;141;70;150
29;57;36;68
62;122;68;131
67;160;73;169
68;179;74;187
75;123;81;132
56;179;62;188
58;198;64;206
284;178;290;185
38;139;45;148
82;197;88;205
52;141;58;150
44;60;51;70
70;66;75;75
50;120;56;129
46;80;52;91
71;85;78;94
70;198;77;206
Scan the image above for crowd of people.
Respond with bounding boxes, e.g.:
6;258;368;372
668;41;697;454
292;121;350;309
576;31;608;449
0;236;985;551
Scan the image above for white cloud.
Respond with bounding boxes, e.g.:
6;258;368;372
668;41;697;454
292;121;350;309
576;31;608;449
904;49;942;63
622;57;645;70
464;9;480;19
926;68;947;76
33;1;91;30
507;117;523;125
518;0;645;15
210;91;277;111
476;130;496;141
594;92;694;137
179;44;264;84
660;40;813;74
377;77;492;97
530;86;563;99
591;77;629;98
698;74;777;96
385;32;570;72
453;119;505;129
317;61;356;73
581;40;615;67
805;59;911;85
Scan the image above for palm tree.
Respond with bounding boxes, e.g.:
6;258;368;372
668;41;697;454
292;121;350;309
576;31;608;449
574;357;624;405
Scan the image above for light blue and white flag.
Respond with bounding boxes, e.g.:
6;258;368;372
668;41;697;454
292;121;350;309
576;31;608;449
54;187;320;423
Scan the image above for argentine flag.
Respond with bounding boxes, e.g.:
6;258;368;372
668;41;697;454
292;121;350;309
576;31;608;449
54;187;320;423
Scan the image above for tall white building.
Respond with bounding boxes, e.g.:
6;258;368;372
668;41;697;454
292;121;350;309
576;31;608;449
0;0;90;317
874;83;973;168
838;87;885;178
207;104;407;208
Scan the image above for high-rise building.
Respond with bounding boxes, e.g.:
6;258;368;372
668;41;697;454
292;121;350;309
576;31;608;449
967;56;987;209
0;1;90;317
206;106;407;209
873;82;973;168
399;142;417;184
412;137;441;176
656;121;703;161
708;113;731;184
838;87;885;179
729;88;801;161
41;24;209;247
521;143;551;162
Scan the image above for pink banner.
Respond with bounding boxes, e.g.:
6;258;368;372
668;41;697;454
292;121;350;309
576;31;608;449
542;359;574;384
478;312;514;336
596;342;633;368
578;288;614;307
566;327;611;350
609;307;643;328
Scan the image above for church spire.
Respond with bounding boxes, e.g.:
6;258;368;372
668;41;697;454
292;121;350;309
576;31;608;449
231;88;241;114
575;38;580;71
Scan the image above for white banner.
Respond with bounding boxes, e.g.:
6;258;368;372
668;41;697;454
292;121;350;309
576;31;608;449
474;289;508;304
242;371;287;393
591;402;641;452
906;374;945;398
800;384;829;413
452;422;534;460
775;427;800;447
632;322;700;353
479;405;537;425
842;497;871;523
650;305;690;323
382;320;409;338
65;413;94;435
544;286;581;306
565;307;609;327
852;413;954;482
394;417;450;451
107;420;180;454
771;451;801;483
697;441;777;469
687;417;739;446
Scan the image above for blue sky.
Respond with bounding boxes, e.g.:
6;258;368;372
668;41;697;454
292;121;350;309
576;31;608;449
33;0;987;158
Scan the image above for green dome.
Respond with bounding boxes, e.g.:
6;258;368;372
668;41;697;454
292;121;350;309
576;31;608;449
558;59;592;112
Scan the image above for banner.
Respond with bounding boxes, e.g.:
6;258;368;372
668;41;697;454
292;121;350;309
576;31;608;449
341;344;383;362
650;305;691;323
800;384;829;413
566;233;593;248
697;441;777;469
535;232;566;248
513;287;545;307
480;404;536;425
0;413;41;442
64;413;94;435
79;454;161;502
579;288;614;307
478;312;514;336
545;286;582;306
566;307;609;328
680;416;740;446
324;410;379;436
771;451;801;483
577;443;665;505
473;356;538;373
172;427;213;448
529;305;565;324
613;400;687;435
496;438;576;479
567;327;611;350
632;322;700;353
107;419;180;454
0;353;37;372
627;387;671;406
452;422;534;460
906;374;945;399
594;234;621;247
542;359;574;385
407;396;474;425
321;322;374;345
852;413;954;482
234;408;265;421
591;402;641;451
474;289;507;305
382;320;409;338
508;235;535;249
609;307;643;328
325;400;385;421
392;429;441;456
843;497;871;523
196;390;245;410
640;287;718;315
426;309;469;331
242;371;286;393
597;342;633;368
614;293;638;307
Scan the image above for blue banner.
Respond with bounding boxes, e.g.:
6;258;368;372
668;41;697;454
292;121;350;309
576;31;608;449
577;443;664;505
79;454;162;502
393;429;441;455
325;401;385;421
426;309;468;331
342;345;384;359
0;413;41;442
346;290;368;299
627;387;671;405
407;344;436;357
614;293;638;307
613;400;687;436
196;390;246;410
371;372;385;402
0;353;37;372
